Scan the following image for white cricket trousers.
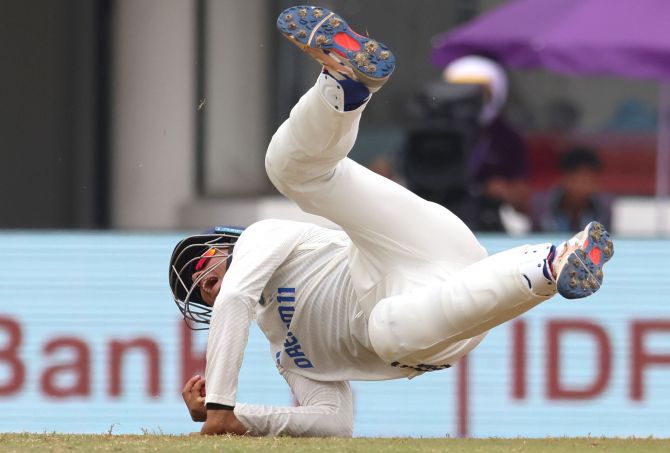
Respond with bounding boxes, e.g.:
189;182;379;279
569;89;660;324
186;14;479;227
265;78;554;366
234;77;555;437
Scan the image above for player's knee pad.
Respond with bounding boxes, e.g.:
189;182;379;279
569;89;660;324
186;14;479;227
265;139;315;192
264;146;299;198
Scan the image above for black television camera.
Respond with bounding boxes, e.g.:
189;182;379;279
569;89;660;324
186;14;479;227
401;82;484;219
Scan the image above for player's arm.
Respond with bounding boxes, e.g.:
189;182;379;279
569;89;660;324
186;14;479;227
181;374;247;434
197;284;254;434
185;373;353;436
181;375;207;422
201;406;248;435
231;370;354;437
199;220;310;435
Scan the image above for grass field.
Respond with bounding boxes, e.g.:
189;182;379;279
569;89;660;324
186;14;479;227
1;434;669;452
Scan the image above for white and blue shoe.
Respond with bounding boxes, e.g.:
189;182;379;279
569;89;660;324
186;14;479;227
277;5;395;92
551;221;614;299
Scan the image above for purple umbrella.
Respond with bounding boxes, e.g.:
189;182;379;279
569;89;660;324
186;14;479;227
432;0;670;81
432;0;670;228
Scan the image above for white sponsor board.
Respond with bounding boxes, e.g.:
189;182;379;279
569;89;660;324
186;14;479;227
0;233;668;437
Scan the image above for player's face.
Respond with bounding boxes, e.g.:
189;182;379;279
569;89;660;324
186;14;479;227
191;249;229;306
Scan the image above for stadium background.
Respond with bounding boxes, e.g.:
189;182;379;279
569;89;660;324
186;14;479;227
1;0;669;438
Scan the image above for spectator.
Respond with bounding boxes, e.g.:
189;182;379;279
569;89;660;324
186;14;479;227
467;129;531;233
444;56;531;234
532;147;612;232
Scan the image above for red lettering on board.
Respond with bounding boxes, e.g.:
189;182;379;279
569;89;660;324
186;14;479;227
0;317;25;395
631;321;670;400
511;320;527;399
547;320;611;399
181;322;206;386
41;337;91;397
108;338;160;397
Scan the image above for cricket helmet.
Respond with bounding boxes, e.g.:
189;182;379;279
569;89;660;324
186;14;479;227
168;226;244;330
443;55;508;125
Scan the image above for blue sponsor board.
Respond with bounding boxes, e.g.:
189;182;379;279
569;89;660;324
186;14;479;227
0;232;668;437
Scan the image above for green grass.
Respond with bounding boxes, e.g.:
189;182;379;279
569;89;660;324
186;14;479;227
1;434;669;453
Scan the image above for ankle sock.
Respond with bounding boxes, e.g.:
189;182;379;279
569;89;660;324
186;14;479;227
518;243;557;297
544;244;557;280
318;70;370;111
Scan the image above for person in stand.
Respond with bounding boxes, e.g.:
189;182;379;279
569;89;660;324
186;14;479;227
444;56;532;233
532;146;612;232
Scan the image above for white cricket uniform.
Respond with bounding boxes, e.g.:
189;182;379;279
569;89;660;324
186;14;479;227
204;75;557;437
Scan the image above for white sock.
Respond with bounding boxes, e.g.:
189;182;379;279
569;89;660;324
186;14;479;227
518;243;557;297
317;72;345;111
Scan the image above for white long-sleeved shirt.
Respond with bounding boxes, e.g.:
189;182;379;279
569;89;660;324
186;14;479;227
204;218;413;407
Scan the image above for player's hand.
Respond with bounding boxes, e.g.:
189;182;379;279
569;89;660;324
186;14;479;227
182;375;207;422
201;409;248;436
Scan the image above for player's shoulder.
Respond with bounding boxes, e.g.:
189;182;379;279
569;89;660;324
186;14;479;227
239;219;320;241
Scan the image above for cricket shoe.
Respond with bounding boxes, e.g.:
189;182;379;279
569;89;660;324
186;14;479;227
550;221;614;299
277;5;395;92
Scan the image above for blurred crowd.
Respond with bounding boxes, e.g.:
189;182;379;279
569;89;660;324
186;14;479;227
368;55;613;235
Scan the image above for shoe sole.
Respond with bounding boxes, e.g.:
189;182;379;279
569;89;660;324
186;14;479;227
557;221;614;299
277;5;395;91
